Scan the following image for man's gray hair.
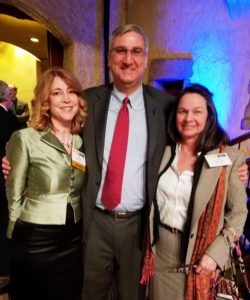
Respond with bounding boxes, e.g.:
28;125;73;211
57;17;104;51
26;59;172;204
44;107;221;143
0;80;9;102
109;24;149;53
8;84;17;91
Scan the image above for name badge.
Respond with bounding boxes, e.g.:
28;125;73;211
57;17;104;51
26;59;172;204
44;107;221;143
71;148;86;172
205;153;232;168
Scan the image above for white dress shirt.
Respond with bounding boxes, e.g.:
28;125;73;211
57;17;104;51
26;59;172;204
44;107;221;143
157;144;194;231
96;85;148;212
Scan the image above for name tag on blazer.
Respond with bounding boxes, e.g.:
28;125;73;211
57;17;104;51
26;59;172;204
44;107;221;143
71;148;86;172
205;153;232;168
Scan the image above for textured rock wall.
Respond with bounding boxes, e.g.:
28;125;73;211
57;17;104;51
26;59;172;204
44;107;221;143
0;0;104;88
2;0;250;143
127;0;250;141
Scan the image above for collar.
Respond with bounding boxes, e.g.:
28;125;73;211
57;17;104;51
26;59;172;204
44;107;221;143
40;128;82;153
177;143;202;157
0;103;8;111
112;85;144;111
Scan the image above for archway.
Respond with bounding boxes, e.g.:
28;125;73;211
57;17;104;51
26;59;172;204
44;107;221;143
0;2;64;69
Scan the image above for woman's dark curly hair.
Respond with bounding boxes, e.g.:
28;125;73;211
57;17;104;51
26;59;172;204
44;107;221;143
167;83;229;153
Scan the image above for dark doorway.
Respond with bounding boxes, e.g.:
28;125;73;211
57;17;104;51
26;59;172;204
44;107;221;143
0;3;63;69
154;79;184;97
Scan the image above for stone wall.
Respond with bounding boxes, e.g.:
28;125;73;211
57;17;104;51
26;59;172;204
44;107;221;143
2;0;250;143
0;0;105;89
127;0;250;140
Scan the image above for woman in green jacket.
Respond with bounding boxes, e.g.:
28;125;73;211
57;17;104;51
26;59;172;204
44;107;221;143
6;67;87;300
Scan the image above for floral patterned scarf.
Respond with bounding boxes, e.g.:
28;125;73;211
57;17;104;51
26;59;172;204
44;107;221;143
185;146;226;300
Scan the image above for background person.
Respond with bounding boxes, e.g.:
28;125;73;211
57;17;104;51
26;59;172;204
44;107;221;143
9;84;30;128
0;80;20;300
6;67;87;300
148;84;248;300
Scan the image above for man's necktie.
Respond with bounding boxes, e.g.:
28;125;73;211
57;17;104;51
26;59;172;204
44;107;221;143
102;97;130;210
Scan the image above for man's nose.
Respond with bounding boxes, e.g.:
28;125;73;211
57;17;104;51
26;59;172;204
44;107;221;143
123;50;133;63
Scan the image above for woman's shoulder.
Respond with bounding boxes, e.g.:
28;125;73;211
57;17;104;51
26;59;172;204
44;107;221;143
224;145;245;159
10;127;45;142
207;145;244;157
204;145;245;167
216;145;246;166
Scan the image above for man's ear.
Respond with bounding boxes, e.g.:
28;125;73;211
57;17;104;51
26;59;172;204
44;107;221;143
108;51;111;67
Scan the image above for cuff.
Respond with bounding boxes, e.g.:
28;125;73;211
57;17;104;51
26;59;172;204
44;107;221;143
6;220;16;239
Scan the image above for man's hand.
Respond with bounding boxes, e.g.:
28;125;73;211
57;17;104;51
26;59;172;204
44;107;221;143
2;156;10;180
238;163;248;185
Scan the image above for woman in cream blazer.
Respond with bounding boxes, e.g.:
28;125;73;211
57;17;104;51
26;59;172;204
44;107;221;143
6;67;87;300
148;84;248;300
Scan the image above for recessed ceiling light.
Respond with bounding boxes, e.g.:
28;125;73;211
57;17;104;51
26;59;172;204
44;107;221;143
30;37;39;43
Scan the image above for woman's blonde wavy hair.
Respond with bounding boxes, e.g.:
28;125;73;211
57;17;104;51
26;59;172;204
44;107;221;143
29;67;87;134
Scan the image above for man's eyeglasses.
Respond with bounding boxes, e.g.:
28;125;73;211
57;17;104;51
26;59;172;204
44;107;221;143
111;47;145;57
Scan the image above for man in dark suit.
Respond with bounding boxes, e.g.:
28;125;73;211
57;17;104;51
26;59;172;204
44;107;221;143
9;84;30;129
81;24;174;300
0;80;20;297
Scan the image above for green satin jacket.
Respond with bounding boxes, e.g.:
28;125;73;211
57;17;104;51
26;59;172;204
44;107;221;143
6;127;86;238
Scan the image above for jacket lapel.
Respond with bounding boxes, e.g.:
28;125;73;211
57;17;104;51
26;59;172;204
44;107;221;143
143;85;160;161
73;134;83;150
189;148;222;232
40;131;66;153
159;146;172;173
93;86;112;167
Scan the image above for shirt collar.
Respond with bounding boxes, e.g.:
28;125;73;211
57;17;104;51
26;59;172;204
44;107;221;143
177;143;202;157
112;85;144;110
0;103;8;111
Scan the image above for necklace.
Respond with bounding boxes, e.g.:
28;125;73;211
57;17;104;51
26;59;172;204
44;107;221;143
59;136;72;147
51;129;72;147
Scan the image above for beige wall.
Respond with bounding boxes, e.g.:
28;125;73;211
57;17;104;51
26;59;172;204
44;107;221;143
2;0;250;145
126;0;250;142
0;0;105;89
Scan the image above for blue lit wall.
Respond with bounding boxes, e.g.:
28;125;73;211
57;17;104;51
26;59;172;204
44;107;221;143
127;0;250;138
226;0;250;19
189;32;232;129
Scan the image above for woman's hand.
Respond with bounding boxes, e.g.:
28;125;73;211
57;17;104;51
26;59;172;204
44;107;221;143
238;163;248;185
2;156;10;180
195;254;217;275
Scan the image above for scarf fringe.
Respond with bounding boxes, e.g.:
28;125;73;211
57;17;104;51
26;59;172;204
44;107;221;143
140;249;155;285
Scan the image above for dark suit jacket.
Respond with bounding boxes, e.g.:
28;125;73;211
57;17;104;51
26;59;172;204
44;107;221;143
0;106;20;188
0;105;20;274
12;98;30;128
82;84;174;245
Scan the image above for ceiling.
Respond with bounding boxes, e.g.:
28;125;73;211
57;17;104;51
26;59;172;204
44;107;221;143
0;4;48;60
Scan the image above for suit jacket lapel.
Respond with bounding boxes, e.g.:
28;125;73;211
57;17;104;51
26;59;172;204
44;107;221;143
93;86;112;167
143;85;160;161
190;148;222;232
